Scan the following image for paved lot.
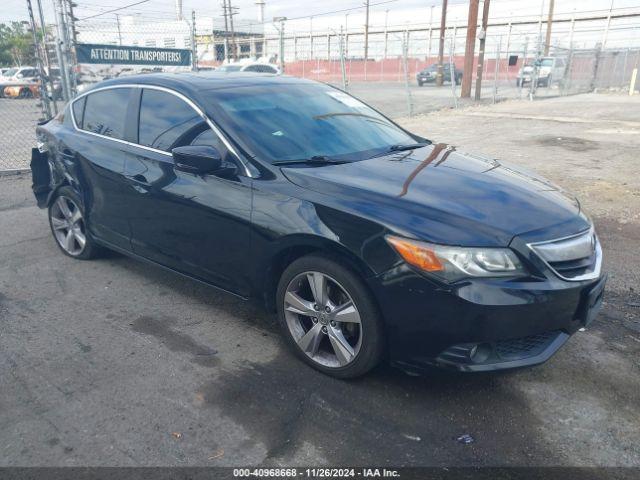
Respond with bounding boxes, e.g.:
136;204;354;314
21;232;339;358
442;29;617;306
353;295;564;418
1;93;639;467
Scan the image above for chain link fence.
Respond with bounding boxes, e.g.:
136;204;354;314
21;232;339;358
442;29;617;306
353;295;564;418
2;3;640;173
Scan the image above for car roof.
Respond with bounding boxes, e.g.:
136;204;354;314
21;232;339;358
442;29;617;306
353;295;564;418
95;71;308;92
80;72;320;117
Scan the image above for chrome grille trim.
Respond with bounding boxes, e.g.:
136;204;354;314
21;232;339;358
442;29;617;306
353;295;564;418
527;227;602;282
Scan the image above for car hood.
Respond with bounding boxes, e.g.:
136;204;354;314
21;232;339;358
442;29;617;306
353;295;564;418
281;143;586;247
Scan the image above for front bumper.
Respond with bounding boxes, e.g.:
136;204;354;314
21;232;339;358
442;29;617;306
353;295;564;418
368;265;606;373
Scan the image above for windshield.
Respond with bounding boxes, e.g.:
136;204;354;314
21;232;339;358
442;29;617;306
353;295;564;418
4;68;18;77
209;84;415;163
218;65;243;72
540;59;554;67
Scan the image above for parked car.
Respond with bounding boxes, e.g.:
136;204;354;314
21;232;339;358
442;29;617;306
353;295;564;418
517;57;567;87
216;62;281;74
3;83;40;98
31;73;605;378
416;63;463;86
0;66;39;97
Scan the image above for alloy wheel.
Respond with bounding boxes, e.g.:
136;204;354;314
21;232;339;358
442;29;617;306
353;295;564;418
283;271;362;368
50;196;86;256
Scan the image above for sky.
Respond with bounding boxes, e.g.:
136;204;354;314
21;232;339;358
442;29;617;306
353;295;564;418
4;0;639;34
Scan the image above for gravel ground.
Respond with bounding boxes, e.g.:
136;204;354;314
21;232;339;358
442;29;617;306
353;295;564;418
0;93;638;468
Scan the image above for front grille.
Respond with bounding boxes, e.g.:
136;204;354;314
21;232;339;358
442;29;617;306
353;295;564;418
495;331;557;360
548;254;597;279
528;227;602;281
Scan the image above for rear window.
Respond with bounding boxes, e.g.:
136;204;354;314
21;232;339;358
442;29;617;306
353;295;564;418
82;88;131;140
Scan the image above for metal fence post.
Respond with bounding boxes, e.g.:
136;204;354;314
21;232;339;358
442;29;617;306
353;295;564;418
27;0;52;120
590;44;602;92
493;35;501;103
54;0;72;101
339;26;347;91
562;44;574;95
191;10;197;71
448;29;458;109
402;30;413;117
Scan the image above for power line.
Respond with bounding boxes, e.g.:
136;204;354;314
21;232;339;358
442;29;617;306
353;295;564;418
78;0;151;21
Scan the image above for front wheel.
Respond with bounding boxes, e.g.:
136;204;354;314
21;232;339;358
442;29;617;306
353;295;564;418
417;80;423;87
276;254;384;378
48;186;101;259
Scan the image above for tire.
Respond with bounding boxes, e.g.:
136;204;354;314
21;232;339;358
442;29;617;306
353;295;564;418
20;88;33;99
48;186;101;260
417;80;423;87
276;253;384;379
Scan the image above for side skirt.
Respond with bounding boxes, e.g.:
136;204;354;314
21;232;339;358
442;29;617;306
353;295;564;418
93;237;250;302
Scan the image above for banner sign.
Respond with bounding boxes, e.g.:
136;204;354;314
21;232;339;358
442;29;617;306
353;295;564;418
76;43;192;66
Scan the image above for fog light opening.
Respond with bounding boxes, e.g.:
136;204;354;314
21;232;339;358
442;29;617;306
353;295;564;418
469;343;492;363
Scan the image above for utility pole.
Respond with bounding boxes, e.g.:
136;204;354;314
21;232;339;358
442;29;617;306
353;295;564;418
115;14;122;45
436;0;448;87
66;0;78;47
221;0;229;62
460;0;479;97
602;0;614;49
544;0;554;55
427;4;434;61
474;0;490;100
363;0;370;63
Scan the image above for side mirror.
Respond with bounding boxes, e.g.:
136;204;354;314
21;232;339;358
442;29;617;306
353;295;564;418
171;145;237;177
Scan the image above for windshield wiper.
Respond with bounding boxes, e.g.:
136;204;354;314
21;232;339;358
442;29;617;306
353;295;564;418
272;155;349;166
388;142;430;152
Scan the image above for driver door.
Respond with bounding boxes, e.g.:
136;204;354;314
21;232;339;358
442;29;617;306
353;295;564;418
123;87;254;296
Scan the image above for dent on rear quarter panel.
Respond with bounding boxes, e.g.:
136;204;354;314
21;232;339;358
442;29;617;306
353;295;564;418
30;147;51;209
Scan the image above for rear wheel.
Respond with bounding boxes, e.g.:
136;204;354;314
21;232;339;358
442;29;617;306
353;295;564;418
48;186;100;260
277;254;384;378
20;88;33;99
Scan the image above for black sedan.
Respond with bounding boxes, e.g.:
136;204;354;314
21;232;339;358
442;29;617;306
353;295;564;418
31;73;605;378
416;63;463;86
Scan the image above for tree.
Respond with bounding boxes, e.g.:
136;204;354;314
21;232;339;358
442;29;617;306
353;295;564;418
0;22;38;67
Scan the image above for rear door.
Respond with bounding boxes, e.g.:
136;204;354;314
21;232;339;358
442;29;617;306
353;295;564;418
68;87;136;249
123;87;253;296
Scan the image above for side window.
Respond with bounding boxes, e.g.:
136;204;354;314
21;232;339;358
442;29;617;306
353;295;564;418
82;88;131;140
190;129;224;152
72;96;86;128
138;89;206;151
243;65;259;72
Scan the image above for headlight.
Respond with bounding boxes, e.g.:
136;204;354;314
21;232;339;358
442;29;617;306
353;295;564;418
386;235;526;282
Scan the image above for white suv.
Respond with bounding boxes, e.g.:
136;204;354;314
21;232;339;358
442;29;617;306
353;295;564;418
517;57;567;88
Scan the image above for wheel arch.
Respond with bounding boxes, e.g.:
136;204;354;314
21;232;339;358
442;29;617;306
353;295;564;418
261;234;377;312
